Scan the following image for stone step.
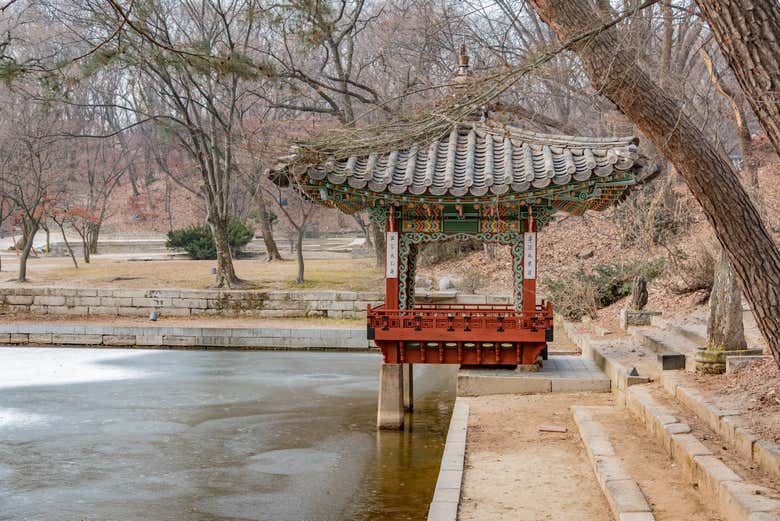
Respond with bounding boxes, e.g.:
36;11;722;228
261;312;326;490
634;327;702;354
651;316;707;346
632;328;701;372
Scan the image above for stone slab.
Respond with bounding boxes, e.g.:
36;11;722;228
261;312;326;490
458;356;609;397
572;406;655;520
427;399;469;521
605;479;653;515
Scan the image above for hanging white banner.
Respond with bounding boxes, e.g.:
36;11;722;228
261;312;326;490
524;232;536;280
386;231;399;278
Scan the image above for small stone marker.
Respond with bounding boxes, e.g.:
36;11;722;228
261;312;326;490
658;351;686;370
538;425;567;433
628;366;639;377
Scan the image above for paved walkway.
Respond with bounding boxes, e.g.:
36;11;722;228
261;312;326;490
457;355;610;396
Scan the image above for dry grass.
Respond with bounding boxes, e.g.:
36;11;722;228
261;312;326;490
6;257;384;291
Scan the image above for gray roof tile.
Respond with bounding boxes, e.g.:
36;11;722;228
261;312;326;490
300;122;639;198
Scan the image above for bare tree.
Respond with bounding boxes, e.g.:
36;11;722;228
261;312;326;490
266;184;315;284
63;0;274;287
0;101;64;282
695;1;780;155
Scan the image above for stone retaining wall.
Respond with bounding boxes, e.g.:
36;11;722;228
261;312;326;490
0;287;384;319
0;287;512;319
0;324;369;350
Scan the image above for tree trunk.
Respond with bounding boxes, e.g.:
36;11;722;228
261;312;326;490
42;223;50;255
529;0;780;369
18;221;38;282
699;47;764;211
707;248;746;350
295;227;305;284
352;214;373;253
370;221;386;269
209;218;243;288
256;192;283;261
695;1;780;155
57;222;78;268
88;222;100;255
81;234;91;264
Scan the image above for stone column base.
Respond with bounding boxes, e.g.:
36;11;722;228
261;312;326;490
377;363;405;429
695;348;765;374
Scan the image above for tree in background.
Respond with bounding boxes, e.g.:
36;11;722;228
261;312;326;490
695;2;780;155
64;0;274;287
266;184;315;284
0;101;65;282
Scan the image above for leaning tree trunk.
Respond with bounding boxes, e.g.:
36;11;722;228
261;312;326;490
18;221;38;283
56;221;78;268
256;192;283;261
707;248;746;350
529;0;780;368
208;218;243;288
695;1;780;156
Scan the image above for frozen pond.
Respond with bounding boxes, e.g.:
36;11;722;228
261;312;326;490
0;348;456;521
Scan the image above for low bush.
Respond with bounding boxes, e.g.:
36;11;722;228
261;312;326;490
459;269;485;293
668;243;716;296
613;177;689;248
545;259;665;321
166;220;254;260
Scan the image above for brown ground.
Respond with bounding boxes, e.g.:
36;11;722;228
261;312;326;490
645;384;780;491
459;392;613;521
0;257;383;291
687;357;780;443
593;404;722;521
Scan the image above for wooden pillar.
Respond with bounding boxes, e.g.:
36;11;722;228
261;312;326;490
402;363;413;411
522;209;538;315
385;207;399;310
377;363;404;429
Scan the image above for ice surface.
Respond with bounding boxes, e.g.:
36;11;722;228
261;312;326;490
0;348;155;390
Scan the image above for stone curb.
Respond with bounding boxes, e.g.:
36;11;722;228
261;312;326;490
563;321;650;404
571;405;656;521
660;372;780;484
626;385;780;521
0;324;370;351
427;399;469;521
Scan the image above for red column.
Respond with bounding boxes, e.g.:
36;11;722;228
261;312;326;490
385;207;399;310
522;210;538;316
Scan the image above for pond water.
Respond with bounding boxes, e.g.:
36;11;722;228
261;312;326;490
0;348;456;521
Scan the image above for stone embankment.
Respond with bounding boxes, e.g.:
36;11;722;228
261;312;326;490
0;323;368;350
0;287;511;320
0;287;383;319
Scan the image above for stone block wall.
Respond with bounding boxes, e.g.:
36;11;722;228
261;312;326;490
0;287;384;319
0;324;369;349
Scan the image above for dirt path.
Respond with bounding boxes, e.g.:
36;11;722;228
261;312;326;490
458;393;613;521
593;404;722;521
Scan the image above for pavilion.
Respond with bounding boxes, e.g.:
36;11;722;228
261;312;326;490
272;51;644;428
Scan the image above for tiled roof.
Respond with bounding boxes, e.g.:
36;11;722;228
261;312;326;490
295;122;640;198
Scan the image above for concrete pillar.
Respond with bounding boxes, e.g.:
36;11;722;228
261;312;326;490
377;363;404;429
403;363;413;412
